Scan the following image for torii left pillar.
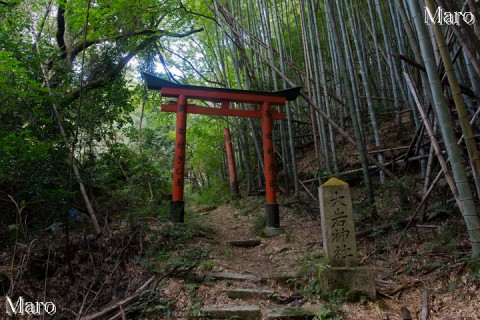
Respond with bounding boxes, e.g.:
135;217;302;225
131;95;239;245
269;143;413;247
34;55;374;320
170;94;187;223
224;128;240;199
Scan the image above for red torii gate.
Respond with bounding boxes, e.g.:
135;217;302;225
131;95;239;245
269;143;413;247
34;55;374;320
142;72;301;232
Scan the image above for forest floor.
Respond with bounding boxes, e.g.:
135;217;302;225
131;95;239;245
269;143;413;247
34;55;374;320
1;187;480;319
159;194;480;320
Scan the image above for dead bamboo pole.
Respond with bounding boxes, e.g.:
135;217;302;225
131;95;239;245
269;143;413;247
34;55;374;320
404;72;461;209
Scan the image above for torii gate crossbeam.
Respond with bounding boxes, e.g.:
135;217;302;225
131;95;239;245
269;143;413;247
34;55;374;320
142;72;301;233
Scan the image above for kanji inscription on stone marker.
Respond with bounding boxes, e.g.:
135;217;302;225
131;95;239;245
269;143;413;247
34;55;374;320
319;178;357;267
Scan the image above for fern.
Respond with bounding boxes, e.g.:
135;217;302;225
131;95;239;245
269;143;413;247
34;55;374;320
426;200;456;219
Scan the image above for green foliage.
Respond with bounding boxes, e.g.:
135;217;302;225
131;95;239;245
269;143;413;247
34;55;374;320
187;116;228;189
184;283;198;293
184;215;216;235
92;143;168;209
448;277;461;291
296;252;326;298
431;220;463;253
252;213;267;237
187;304;204;318
293;252;348;320
0;0;213;234
140;225;208;274
126;296;175;319
426;199;456;219
190;179;230;206
314;305;343;320
239;197;264;216
376;176;412;213
199;260;215;271
0;47;71;227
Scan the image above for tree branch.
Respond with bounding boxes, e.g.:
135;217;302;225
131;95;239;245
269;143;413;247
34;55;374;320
0;0;15;6
155;43;181;83
63;36;160;106
56;0;67;60
36;0;54;41
67;28;204;62
177;0;216;22
161;45;225;86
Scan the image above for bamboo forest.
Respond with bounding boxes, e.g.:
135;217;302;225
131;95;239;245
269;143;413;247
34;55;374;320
2;0;480;318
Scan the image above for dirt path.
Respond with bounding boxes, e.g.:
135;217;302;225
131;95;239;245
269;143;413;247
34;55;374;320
172;196;480;320
196;197;322;278
184;197;325;318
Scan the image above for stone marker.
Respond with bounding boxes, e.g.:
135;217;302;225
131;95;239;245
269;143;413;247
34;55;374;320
319;177;357;267
318;265;376;300
317;178;376;299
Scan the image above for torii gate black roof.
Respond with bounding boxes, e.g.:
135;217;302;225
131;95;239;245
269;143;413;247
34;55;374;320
141;72;302;101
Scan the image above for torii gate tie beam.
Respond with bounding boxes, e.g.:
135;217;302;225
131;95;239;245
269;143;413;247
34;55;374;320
142;72;301;231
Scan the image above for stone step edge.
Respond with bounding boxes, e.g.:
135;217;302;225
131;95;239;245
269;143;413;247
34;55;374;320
227;239;262;247
200;305;261;319
199;306;319;320
266;307;319;320
211;272;257;281
226;288;276;300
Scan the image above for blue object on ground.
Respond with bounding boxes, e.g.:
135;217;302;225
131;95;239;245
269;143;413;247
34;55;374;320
69;208;77;221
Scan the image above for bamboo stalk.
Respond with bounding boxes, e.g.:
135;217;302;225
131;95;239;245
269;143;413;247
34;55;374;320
427;0;480;198
404;72;461;209
407;0;480;257
329;0;374;205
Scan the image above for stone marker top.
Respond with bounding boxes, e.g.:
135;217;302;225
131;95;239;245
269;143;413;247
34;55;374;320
322;177;349;186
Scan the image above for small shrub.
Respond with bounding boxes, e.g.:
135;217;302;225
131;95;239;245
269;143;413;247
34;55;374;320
252;214;266;237
314;304;343;320
184;283;198;293
296;252;327;298
190;179;230;206
199;260;215;271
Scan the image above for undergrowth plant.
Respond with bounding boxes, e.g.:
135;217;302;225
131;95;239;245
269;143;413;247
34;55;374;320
188;178;230;206
252;213;266;237
313;304;343;320
296;252;326;298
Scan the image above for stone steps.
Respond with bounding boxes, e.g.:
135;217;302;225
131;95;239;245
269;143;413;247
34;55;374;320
226;288;276;300
228;239;262;248
266;307;316;320
211;272;257;282
200;271;319;320
200;306;316;320
201;305;261;319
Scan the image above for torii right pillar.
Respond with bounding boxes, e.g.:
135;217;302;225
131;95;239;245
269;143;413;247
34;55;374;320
262;101;282;235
